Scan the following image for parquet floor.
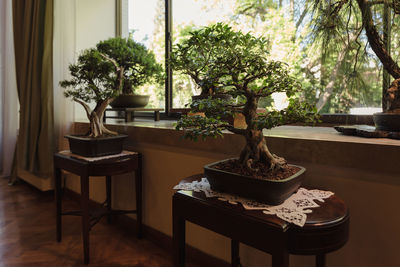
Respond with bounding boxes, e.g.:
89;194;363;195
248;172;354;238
0;177;200;267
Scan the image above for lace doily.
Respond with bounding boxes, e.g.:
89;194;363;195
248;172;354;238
59;150;137;162
173;178;334;227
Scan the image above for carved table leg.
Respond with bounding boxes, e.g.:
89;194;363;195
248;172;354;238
136;154;143;238
272;251;289;267
106;175;112;224
316;254;326;267
173;198;186;267
231;240;240;267
81;175;90;265
55;166;62;242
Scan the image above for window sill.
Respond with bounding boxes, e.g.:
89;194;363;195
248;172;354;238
74;119;400;179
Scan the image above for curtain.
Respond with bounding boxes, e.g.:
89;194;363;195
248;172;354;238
12;0;54;177
0;0;19;178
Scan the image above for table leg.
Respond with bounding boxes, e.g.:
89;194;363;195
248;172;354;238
173;202;185;267
272;251;289;267
316;254;326;267
135;154;143;238
231;240;240;267
55;166;62;242
81;175;90;265
106;175;112;224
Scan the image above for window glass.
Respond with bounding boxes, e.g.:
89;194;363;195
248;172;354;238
128;0;165;108
170;0;384;113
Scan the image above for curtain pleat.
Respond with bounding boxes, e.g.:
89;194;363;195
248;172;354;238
12;0;54;177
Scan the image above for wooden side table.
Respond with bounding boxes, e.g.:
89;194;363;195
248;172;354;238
173;174;349;267
54;150;142;265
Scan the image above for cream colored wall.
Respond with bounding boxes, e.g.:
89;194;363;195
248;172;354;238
68;122;400;267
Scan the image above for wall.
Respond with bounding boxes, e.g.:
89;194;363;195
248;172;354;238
68;122;400;267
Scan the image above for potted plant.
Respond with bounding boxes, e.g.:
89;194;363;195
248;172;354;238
176;24;318;205
60;47;126;157
96;37;163;108
170;23;234;101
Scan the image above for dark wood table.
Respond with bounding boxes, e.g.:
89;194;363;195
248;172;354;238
103;107;163;122
54;151;142;265
173;174;349;267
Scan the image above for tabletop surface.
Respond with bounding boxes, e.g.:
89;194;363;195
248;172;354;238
175;174;349;230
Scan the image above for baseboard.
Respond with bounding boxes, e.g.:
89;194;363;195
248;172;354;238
64;188;230;267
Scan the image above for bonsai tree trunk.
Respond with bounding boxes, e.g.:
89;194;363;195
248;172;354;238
238;94;287;171
75;98;117;137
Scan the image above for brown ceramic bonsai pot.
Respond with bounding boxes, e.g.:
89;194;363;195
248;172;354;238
109;94;150;108
204;158;306;205
65;134;128;157
373;112;400;132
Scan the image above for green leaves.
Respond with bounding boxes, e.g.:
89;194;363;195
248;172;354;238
60;48;117;103
174;23;318;142
175;115;226;141
97;37;163;94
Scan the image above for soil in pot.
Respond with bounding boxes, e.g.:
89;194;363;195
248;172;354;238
212;159;301;180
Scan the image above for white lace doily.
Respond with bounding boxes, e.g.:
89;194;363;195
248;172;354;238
59;150;137;162
173;178;334;227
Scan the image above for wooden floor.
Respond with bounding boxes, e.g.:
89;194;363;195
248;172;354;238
0;177;200;267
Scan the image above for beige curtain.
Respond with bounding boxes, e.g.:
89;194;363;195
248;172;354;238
12;0;54;177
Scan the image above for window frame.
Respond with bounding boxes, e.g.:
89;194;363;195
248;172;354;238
119;0;378;125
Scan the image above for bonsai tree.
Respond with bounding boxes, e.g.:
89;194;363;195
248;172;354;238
170;23;236;97
60;48;123;137
96;37;163;95
176;24;318;173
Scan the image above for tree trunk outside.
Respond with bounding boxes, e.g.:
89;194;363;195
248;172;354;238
356;0;400;80
382;1;392;111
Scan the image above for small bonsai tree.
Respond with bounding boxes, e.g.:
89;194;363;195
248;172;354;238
96;37;163;95
170;23;236;97
60;48;123;137
176;24;318;173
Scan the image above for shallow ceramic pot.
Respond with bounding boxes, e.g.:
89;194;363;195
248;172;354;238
110;95;150;108
65;134;128;157
373;112;400;132
204;158;306;205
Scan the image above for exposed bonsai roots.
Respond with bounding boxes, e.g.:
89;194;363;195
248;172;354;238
239;129;287;172
75;98;117;138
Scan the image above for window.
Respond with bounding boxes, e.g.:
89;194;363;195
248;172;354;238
123;0;397;118
127;0;165;109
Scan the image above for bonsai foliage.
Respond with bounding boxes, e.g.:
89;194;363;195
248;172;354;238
170;23;239;96
60;48;123;137
96;37;163;95
176;24;318;172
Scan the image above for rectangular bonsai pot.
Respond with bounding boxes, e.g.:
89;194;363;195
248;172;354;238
204;158;306;205
65;134;128;157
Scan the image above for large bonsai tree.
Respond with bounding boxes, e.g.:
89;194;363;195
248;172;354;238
96;37;163;95
170;23;236;97
60;48;123;137
176;24;317;172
